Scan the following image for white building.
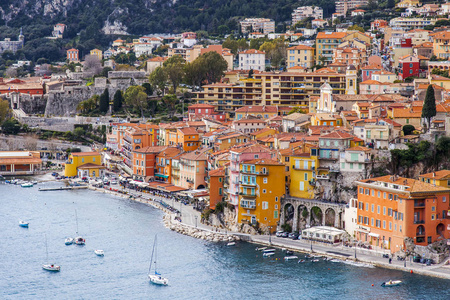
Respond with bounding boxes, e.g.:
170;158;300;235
339;146;371;172
344;198;359;237
134;43;154;57
292;6;323;25
238;49;265;71
240;18;275;34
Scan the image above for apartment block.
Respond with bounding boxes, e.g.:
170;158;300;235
292;6;323;25
240;18;275;34
335;0;369;16
286;45;315;69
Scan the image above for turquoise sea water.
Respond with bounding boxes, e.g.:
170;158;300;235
1;181;449;299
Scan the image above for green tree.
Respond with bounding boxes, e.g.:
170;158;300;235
422;85;436;130
73;127;85;140
260;38;287;69
199;51;228;84
184;59;206;87
348;25;364;33
248;69;254;78
1;118;21;135
142;83;153;96
124;86;148;119
113;90;123;112
402;125;415;136
163;55;185;94
0;98;11;124
149;66;167;96
162;94;178;118
99;88;109;114
387;0;395;8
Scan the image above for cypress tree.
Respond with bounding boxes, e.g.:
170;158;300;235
113;90;123;112
422;85;436;131
99;88;109;113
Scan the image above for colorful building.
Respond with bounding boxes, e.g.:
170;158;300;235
0;151;42;176
289;148;320;199
238;159;285;232
286;45;315;69
315;31;348;65
419;170;450;187
64;152;103;177
166;127;200;152
356;175;450;253
179;149;208;189
398;55;420;80
132;146;168;180
90;49;103;61
67;48;79;62
155;147;182;183
208;168;225;209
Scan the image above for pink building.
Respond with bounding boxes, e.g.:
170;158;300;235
361;64;383;82
228;144;275;207
187;104;226;121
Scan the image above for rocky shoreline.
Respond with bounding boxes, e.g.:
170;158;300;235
163;214;238;242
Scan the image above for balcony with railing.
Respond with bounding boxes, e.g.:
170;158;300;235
240;191;257;197
240;180;256;186
413;219;425;224
316;174;329;180
240;200;256;209
414;201;425;208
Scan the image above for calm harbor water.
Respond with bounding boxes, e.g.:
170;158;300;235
1;181;449;300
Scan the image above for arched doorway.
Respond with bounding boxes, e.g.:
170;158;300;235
325;208;336;227
436;223;445;235
197;184;205;189
310;206;323;227
297;205;308;230
283;203;295;232
416;225;425;243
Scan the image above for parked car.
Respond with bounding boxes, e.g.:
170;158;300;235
281;232;289;238
275;231;284;237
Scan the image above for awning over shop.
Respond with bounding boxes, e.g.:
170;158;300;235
368;233;380;238
155;173;169;178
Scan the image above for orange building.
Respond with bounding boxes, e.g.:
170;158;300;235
167;127;200;152
208;167;225;209
356;175;450;253
155;147;182;183
132;146;168;180
0;78;44;96
122;127;157;168
67;48;79;62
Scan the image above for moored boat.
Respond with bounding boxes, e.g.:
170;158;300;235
256;247;267;251
94;249;104;256
148;234;168;286
381;280;402;287
42;264;61;272
227;242;236;246
21;182;33;188
263;252;275;257
284;256;299;260
64;237;74;245
263;248;276;253
19;220;29;228
75;236;85;245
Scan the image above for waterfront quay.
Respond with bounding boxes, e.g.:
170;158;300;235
92;182;450;280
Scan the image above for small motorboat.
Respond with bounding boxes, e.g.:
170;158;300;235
94;250;104;256
74;236;85;245
286;250;294;255
19;220;29;228
65;238;74;245
227;242;236;246
298;259;306;263
21;182;33;188
263;249;276;254
42;264;61;272
284;255;299;260
263;252;275;257
381;280;402;287
256;247;267;251
312;259;320;262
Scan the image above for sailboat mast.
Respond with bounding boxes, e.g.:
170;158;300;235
154;235;157;274
75;209;79;235
149;235;157;273
45;234;49;264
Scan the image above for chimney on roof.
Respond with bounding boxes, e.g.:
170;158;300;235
433;172;436;177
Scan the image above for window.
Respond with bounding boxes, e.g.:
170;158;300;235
443;196;447;202
371;190;375;197
376;220;381;227
93;157;96;162
377;205;380;214
377;191;381;198
388;208;392;216
359;187;363;194
389;222;392;230
383;220;386;229
383;207;386;215
432;206;436;212
394;224;397;231
383;192;386;199
219;188;222;195
82;158;84;163
371;218;374;226
300;181;304;190
219;178;222;183
274;210;278;219
388;194;393;200
371;204;374;212
366;203;369;211
262;201;269;209
365;189;369;195
263;189;266;194
263;178;268;184
304;173;308;181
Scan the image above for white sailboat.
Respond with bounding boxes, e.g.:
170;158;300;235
42;234;60;272
148;235;168;286
74;210;85;245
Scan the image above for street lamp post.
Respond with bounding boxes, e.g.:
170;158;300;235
310;234;313;252
354;243;357;260
195;216;198;228
269;226;272;245
180;200;182;217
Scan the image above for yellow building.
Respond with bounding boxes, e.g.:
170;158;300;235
343;31;373;45
64;152;104;178
286;45;315;69
315;31;348;65
396;0;420;8
250;128;278;140
238;159;285;232
419;170;450;187
431;31;450;60
310;113;343;126
289;148;321;199
430;74;450;89
90;49;103;61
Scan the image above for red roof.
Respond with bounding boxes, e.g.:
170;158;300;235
239;49;265;55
